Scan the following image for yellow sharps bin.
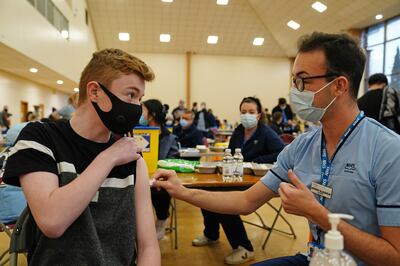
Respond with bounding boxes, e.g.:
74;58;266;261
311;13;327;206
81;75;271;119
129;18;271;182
133;126;159;174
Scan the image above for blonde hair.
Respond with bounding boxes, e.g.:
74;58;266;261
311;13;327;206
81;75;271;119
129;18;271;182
78;48;155;105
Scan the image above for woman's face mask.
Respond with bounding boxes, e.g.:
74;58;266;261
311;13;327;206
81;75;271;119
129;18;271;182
91;82;142;134
139;115;149;126
290;79;337;123
240;113;258;129
180;118;189;128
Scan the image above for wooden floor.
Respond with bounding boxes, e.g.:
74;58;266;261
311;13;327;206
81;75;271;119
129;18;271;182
0;198;309;266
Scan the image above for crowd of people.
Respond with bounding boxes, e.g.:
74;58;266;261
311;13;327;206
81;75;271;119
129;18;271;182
1;31;400;266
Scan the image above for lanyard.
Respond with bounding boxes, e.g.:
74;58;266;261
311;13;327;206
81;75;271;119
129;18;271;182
319;111;365;205
314;111;365;247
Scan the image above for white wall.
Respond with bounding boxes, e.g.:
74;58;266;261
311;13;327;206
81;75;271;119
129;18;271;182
134;53;186;108
191;55;291;124
135;52;291;125
0;0;97;82
0;70;69;125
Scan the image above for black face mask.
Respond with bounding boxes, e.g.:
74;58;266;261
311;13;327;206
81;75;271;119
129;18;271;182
91;82;142;135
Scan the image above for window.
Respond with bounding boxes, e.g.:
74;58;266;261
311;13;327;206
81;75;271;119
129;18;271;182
26;0;69;39
364;16;400;91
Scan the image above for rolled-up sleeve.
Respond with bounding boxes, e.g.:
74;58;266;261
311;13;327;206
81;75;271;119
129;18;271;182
261;140;296;193
373;134;400;226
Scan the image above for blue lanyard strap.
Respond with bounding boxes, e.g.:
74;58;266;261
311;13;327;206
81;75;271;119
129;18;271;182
319;111;365;205
314;111;365;246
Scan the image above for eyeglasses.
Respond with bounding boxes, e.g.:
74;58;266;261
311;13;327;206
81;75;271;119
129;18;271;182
292;73;339;92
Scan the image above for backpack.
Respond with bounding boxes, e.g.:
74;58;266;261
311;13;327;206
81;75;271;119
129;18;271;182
379;86;400;134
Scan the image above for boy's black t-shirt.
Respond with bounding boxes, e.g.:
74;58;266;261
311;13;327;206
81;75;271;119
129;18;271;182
3;120;138;266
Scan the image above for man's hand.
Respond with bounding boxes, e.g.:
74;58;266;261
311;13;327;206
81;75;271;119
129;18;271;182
103;137;142;166
279;170;329;228
151;169;187;199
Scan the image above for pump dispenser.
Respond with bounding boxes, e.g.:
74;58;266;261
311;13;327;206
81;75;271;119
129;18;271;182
310;213;356;266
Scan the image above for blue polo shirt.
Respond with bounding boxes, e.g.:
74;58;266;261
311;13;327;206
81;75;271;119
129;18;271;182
261;117;400;265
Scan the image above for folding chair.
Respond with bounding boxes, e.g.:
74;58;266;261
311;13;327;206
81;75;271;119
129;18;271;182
0;220;15;266
165;198;178;249
243;201;296;250
8;207;34;266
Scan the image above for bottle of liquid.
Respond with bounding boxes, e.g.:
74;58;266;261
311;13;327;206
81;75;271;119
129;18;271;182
233;148;244;181
222;148;233;182
310;213;356;266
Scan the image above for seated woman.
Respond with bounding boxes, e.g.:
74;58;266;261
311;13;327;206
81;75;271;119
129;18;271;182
193;97;285;265
140;99;179;240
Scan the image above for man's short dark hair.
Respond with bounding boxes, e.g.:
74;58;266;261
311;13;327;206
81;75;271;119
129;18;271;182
297;32;366;99
278;98;287;105
368;73;388;86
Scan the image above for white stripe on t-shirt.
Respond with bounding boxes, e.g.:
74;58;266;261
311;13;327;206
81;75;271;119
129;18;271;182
101;175;135;188
9;140;55;160
57;161;77;174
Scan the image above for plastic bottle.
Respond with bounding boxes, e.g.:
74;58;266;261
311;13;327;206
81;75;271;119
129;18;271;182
222;148;233;182
233;148;244;181
310;214;356;266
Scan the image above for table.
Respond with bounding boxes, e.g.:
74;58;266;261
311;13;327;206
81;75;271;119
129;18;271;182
178;172;261;190
171;172;296;250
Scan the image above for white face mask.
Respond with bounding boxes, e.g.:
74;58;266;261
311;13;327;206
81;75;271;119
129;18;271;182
240;114;258;129
290;79;337;123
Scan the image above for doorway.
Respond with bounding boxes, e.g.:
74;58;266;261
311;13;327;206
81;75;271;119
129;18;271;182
20;101;28;122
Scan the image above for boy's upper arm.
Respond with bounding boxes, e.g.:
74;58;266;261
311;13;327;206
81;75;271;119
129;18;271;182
134;158;157;246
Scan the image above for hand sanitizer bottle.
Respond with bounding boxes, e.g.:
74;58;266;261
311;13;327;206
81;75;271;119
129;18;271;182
310;213;356;266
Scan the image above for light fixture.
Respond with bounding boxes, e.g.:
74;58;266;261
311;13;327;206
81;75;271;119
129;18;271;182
207;35;218;44
160;34;171;42
161;0;173;2
119;32;130;41
56;80;64;85
73;88;79;92
61;30;69;39
311;1;327;13
287;20;300;30
217;0;229;5
30;68;38;73
375;14;383;20
253;37;264;46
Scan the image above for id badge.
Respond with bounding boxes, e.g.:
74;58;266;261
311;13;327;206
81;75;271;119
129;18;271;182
311;182;333;199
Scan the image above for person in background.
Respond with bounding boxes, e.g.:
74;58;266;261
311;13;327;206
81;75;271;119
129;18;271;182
270;111;283;135
192;97;285;265
139;99;179;239
5;112;38;147
264;108;272;124
25;111;36;122
52;93;79;120
163;104;174;126
214;115;221;129
172;99;186;123
357;73;388;121
173;110;203;148
0;105;12;133
229;97;285;163
192;102;198;115
195;103;217;138
151;32;400;266
3;48;160;265
272;98;294;126
222;119;232;130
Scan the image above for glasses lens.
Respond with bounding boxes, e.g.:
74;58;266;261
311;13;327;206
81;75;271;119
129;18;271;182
295;78;303;92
